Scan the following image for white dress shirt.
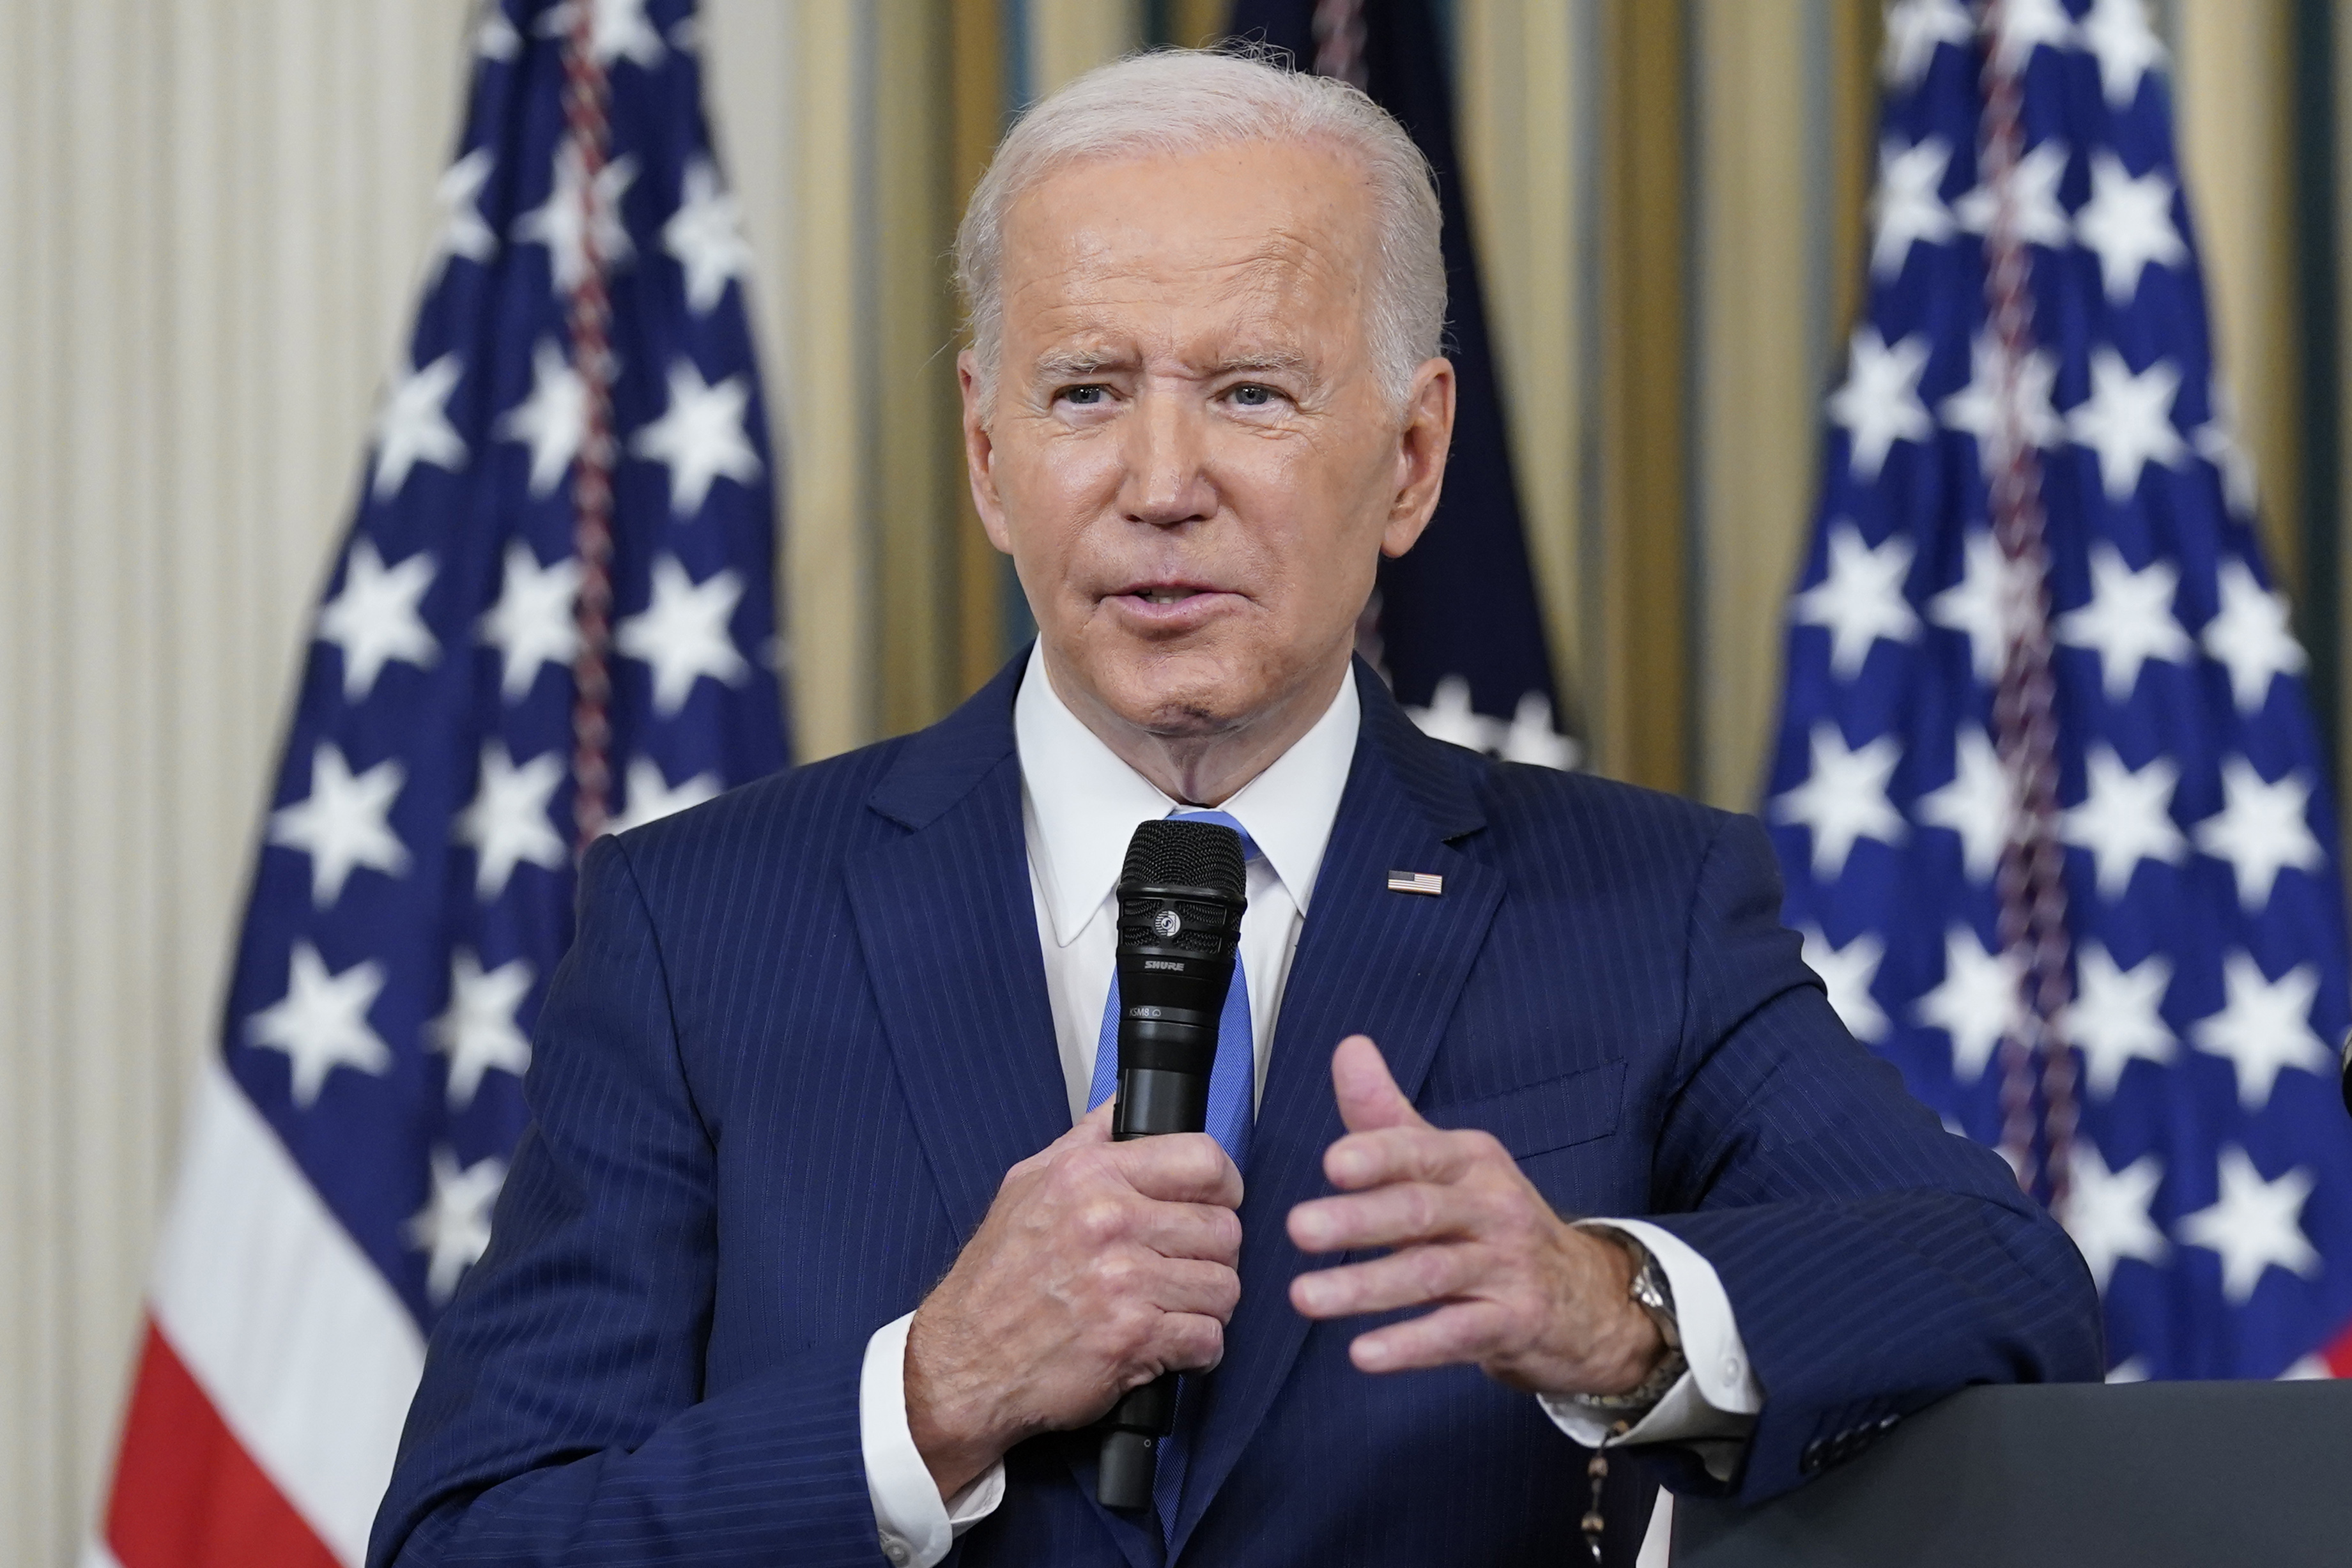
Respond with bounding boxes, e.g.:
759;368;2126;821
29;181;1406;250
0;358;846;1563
859;648;1762;1565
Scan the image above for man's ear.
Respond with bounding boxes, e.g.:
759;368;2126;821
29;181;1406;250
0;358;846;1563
958;349;1015;555
1381;357;1456;559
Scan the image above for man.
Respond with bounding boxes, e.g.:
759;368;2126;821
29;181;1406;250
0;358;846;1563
371;49;2100;1568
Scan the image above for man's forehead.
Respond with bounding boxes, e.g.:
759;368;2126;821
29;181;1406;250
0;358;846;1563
997;144;1376;339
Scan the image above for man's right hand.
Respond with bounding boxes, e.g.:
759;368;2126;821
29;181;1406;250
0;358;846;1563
903;1102;1245;1500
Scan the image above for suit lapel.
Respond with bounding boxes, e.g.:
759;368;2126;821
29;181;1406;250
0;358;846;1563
845;663;1070;1250
1169;673;1503;1558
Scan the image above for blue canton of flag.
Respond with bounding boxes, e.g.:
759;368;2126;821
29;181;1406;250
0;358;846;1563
227;0;786;1333
1765;0;2352;1380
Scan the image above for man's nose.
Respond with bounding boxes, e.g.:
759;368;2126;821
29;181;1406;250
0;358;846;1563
1117;385;1216;528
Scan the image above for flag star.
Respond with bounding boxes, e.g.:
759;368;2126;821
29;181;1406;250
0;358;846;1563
1800;927;1889;1042
371;353;469;498
2068;348;2189;503
2192;756;2323;911
497;339;587;498
2061;744;2187;900
616;556;751;715
457;743;568;900
1918;725;2015;882
269;742;411;906
246;942;392;1109
1868;137;1956;279
2055;542;2193;702
610;757;724;835
2071;942;2175;1098
1929;531;2032;686
664;157;751;316
631;359;762;516
2079;0;2168;111
429;950;535;1110
1879;0;1973;89
404;1146;508;1305
2063;1141;2168;1293
2176;1146;2321;1303
1827;328;1934;481
317;538;440;700
1794;522;1920;677
1498;690;1579;771
2076;150;2188;305
537;0;666;68
2189;952;2328;1112
1771;723;1906;880
1953;137;2073;250
2202;557;2305;713
1939;332;2066;480
2192;380;2259;518
1915;926;2020;1082
1406;674;1495;752
479;541;582;702
425;149;498;286
1990;0;2077;72
515;143;636;294
473;0;520;60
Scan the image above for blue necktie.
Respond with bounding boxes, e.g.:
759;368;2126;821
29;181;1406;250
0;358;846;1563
1084;808;1258;1539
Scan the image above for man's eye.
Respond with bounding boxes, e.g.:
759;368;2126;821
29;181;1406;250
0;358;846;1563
1230;384;1275;408
1062;385;1107;406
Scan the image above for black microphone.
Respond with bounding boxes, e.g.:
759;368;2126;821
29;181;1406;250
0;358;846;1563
1096;817;1248;1512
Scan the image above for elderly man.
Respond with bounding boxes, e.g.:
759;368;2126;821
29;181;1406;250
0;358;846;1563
371;49;2099;1568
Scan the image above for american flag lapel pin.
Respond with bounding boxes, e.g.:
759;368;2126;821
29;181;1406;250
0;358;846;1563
1387;870;1444;896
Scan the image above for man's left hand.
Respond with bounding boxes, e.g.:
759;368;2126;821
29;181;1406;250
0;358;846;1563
1287;1035;1664;1400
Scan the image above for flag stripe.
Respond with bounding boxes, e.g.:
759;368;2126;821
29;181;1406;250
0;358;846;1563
103;1321;341;1568
148;1065;423;1566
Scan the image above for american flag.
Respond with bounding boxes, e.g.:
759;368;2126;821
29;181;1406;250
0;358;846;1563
87;3;787;1564
1765;0;2351;1383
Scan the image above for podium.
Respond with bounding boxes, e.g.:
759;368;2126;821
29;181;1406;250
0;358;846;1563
1672;1381;2352;1565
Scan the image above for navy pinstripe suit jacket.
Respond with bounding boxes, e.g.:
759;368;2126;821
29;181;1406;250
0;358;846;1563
371;655;2101;1568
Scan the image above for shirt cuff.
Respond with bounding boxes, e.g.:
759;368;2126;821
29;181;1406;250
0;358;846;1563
1537;1219;1764;1483
860;1312;1007;1567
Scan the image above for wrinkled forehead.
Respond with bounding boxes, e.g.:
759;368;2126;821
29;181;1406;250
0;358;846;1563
995;142;1380;369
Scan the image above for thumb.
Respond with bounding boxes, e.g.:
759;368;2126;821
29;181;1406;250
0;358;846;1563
1066;1098;1116;1144
1330;1034;1426;1134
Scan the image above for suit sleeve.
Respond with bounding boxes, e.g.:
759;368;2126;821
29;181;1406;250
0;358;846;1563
1638;812;2103;1504
367;835;884;1568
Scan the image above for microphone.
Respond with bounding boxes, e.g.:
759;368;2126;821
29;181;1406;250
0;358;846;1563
2340;1028;2351;1119
1096;817;1248;1512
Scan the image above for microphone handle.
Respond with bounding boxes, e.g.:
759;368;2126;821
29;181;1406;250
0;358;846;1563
1096;1065;1211;1511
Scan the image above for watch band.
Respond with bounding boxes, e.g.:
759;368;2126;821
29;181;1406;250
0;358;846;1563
1564;1231;1687;1418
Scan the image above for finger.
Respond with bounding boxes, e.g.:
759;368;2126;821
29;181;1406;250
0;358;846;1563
1347;1299;1512;1374
1330;1034;1429;1136
1118;1133;1245;1208
1142;1256;1244;1321
1288;1179;1473;1254
1132;1199;1245;1267
1057;1100;1116;1149
1289;1241;1481;1319
1146;1311;1229;1376
1321;1124;1479;1192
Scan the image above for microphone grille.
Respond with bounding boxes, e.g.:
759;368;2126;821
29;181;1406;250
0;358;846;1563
1119;818;1247;901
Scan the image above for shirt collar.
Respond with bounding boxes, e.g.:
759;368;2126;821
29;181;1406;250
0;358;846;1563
1014;643;1362;947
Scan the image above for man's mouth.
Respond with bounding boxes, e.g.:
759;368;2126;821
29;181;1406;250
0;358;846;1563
1106;581;1238;623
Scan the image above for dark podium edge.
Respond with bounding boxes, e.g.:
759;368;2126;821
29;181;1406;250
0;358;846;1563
1670;1380;2352;1567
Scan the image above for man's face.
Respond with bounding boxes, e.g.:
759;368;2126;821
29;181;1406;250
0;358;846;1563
962;140;1453;744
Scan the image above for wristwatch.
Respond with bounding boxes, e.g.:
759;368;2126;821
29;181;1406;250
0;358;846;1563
1564;1232;1687;1419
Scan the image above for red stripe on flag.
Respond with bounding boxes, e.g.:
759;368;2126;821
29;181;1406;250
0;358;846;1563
103;1317;342;1568
2323;1319;2352;1378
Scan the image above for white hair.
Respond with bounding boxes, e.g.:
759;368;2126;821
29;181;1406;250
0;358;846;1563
953;46;1446;412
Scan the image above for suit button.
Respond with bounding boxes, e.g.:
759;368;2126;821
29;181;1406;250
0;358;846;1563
1800;1439;1826;1473
1877;1413;1900;1432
